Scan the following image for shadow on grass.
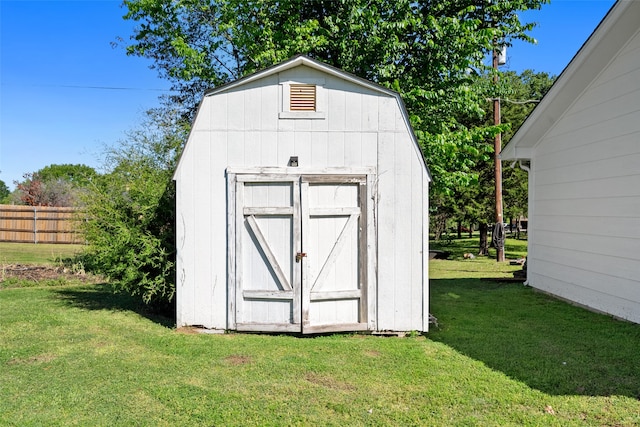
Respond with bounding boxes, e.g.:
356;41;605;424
53;283;175;329
428;278;640;399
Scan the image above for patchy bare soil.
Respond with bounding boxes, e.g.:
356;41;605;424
0;264;100;285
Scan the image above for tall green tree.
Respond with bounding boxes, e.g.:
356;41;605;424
10;164;98;207
122;0;548;195
0;179;9;203
437;69;555;251
100;0;550;306
37;164;97;187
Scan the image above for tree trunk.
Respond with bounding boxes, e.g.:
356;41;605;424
457;221;462;239
433;215;447;241
468;224;473;239
478;223;489;256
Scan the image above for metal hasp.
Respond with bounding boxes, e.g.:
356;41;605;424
295;252;307;263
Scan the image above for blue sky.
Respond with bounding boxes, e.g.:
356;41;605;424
0;0;616;190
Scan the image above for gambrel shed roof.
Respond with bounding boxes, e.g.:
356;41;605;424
175;55;431;180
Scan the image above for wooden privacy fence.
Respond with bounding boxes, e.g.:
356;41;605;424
0;205;83;244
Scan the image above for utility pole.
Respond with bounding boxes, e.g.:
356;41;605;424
493;46;505;262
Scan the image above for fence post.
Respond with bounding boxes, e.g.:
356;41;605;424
33;206;38;244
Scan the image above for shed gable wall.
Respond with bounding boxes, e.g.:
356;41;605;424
175;64;429;331
528;28;640;323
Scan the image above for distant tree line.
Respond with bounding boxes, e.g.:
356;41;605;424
1;164;97;207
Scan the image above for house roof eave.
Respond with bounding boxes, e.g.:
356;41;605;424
502;0;639;159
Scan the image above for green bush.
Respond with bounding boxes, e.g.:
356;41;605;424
80;108;187;311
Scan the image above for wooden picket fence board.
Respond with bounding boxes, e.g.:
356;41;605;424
0;205;82;244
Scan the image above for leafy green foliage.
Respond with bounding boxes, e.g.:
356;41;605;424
9;164;98;207
37;164;97;188
122;0;549;195
431;69;555;242
0;179;9;203
79;108;187;309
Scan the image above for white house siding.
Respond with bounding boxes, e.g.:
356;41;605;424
175;62;429;331
527;28;640;323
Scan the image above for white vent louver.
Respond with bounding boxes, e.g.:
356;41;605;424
290;84;316;111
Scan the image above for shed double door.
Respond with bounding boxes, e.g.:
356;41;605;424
233;174;369;333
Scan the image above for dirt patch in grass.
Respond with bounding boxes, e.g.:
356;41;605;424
7;353;57;365
224;354;252;366
175;326;201;335
304;372;356;391
0;264;100;287
364;349;382;358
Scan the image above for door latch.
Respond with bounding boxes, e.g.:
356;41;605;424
295;252;307;263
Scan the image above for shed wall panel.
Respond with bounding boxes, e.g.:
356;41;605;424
327;89;347;131
376;132;396;330
192;131;215;327
244;131;261;167
211;132;231;328
421;167;430;331
209;90;227;130
260;131;279;166
327;132;346;167
376;131;428;331
176;134;197;327
393;132;413;330
176;60;429;331
361;133;378;168
343;133;362;166
277;132;295;166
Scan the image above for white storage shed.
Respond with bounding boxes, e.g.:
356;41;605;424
501;1;640;323
174;56;431;333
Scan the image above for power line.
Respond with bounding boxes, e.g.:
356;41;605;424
1;83;172;92
487;97;540;104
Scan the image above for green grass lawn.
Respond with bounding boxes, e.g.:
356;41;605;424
1;238;639;426
0;242;84;265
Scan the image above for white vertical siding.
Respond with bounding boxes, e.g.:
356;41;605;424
376;131;428;331
393;132;416;330
528;29;640;323
175;63;429;330
421;167;430;332
175;139;194;327
191;130;212;326
210;131;230;328
376;131;397;330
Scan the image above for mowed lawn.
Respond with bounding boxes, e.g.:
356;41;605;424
1;239;639;426
0;242;84;265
